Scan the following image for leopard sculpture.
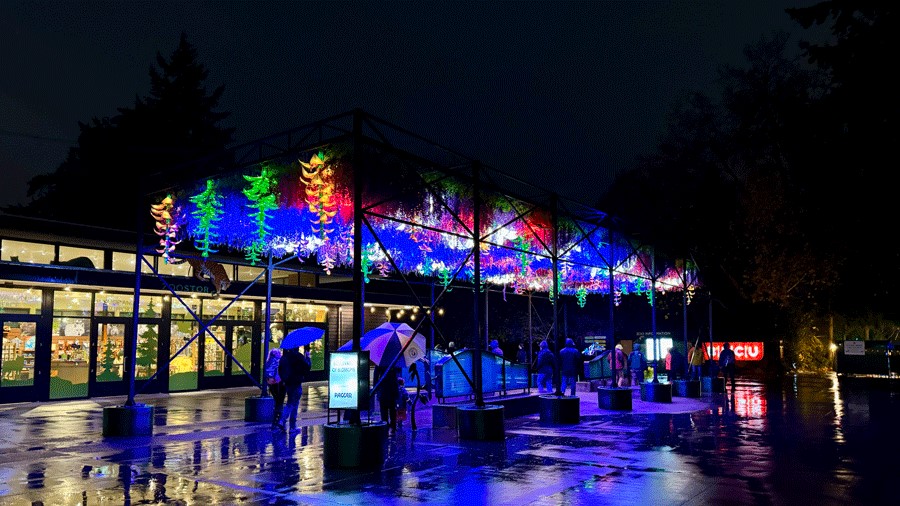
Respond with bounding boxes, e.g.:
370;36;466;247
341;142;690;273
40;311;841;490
185;258;232;295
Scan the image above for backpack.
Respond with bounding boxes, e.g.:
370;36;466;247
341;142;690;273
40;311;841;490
265;354;281;385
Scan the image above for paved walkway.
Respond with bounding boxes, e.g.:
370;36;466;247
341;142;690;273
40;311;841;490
0;376;884;505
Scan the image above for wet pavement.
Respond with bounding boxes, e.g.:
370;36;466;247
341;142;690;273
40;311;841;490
0;373;897;505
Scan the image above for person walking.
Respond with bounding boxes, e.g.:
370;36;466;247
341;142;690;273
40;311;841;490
628;344;648;386
608;344;627;387
516;343;528;365
276;346;311;431
264;348;286;429
558;338;581;396
719;342;737;390
375;364;400;431
535;340;555;393
689;341;705;380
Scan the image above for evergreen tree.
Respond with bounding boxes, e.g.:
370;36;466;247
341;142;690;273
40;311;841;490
98;337;119;381
8;33;235;230
136;324;158;379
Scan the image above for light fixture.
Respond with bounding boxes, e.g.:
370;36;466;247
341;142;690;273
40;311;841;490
438;308;444;316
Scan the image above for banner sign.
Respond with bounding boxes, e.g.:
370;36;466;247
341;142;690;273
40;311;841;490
328;351;370;410
703;342;764;361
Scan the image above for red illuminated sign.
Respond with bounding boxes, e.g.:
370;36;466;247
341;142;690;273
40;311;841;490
703;342;764;361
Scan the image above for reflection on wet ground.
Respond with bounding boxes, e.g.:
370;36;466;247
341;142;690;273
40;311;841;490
0;373;897;505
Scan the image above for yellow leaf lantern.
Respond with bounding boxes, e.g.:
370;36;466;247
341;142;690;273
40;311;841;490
150;195;182;264
299;151;337;240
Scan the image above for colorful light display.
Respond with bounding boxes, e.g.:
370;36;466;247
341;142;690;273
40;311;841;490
160;149;697;299
150;194;183;264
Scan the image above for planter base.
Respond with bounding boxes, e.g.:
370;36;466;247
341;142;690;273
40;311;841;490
538;395;580;424
457;404;505;441
702;376;727;393
597;387;632;410
323;422;389;469
102;404;154;437
640;382;673;403
672;380;702;398
244;395;275;423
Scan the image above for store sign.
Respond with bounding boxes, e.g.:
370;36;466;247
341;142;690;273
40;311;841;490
328;351;370;409
843;341;865;356
705;342;764;361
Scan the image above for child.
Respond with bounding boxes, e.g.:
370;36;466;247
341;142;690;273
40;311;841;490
396;378;411;428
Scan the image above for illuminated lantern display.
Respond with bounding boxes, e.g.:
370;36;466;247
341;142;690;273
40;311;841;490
189;180;224;258
576;286;587;308
160;145;698;303
300;151;337;241
150;194;182;264
242;165;279;265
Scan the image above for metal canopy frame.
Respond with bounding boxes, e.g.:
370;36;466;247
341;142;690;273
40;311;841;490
125;109;700;411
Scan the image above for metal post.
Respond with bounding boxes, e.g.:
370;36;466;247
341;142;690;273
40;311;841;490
126;199;144;407
261;253;273;397
683;262;689;380
608;239;616;387
528;291;533;368
472;162;484;408
352;109;365;351
551;194;561;395
708;290;714;377
484;284;490;348
651;252;659;384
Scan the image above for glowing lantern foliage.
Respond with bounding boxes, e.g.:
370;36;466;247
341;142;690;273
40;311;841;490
243;166;279;265
189;180;224;258
163;148;697;300
576;286;587;308
300;151;338;241
150;194;183;264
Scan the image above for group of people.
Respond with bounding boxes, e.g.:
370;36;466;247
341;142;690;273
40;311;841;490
532;338;587;395
528;338;739;393
264;344;312;432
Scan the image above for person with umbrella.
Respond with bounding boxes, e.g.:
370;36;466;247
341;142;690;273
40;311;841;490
275;333;315;431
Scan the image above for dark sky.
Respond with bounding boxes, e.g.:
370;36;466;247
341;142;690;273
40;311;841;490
0;0;820;209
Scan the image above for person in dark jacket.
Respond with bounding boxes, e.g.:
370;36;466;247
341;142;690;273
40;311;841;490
535;340;555;393
628;344;648;385
375;363;400;431
719;342;737;390
558;338;581;396
276;346;311;431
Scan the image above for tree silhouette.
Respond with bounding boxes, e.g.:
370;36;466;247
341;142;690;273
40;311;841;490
136;324;158;379
8;33;235;230
98;337;120;381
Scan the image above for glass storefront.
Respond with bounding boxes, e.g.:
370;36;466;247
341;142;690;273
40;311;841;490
1;236;350;403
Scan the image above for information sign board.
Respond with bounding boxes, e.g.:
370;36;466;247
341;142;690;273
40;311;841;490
843;341;865;356
328;351;370;410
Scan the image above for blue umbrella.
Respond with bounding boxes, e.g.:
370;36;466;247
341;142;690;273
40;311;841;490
280;326;325;349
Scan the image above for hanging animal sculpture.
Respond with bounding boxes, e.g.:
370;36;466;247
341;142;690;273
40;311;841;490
185;258;232;295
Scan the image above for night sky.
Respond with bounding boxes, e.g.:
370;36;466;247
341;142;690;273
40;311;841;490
0;1;819;209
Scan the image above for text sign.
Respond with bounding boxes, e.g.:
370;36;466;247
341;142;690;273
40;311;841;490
644;337;674;362
843;341;865;356
328;351;370;409
704;342;765;361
